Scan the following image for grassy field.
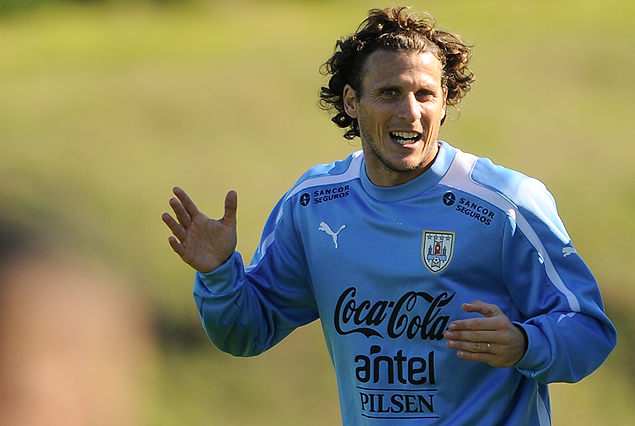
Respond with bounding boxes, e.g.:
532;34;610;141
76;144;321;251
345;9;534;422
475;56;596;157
1;0;634;424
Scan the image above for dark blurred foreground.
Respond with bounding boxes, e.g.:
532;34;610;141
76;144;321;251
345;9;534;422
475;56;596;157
0;215;157;426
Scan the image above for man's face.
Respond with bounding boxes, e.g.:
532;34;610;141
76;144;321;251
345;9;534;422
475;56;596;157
344;49;447;187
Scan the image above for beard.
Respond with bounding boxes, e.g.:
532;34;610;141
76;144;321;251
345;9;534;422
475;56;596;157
359;124;439;180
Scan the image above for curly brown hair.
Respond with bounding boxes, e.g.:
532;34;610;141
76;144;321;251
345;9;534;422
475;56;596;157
319;6;475;139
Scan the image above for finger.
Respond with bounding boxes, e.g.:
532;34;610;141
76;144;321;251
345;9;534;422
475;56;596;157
447;315;501;332
162;213;188;243
223;190;238;225
461;300;502;318
167;235;185;256
446;338;494;355
173;186;201;219
446;332;498;354
444;328;498;343
455;348;496;364
454;343;519;368
169;197;192;229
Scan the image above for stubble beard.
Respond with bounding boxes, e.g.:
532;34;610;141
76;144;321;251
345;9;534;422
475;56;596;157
362;128;438;179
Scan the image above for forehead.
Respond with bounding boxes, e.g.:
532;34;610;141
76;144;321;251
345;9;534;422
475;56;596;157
361;50;443;89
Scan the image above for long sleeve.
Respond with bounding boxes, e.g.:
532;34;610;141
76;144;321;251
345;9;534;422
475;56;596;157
499;176;617;383
193;194;319;357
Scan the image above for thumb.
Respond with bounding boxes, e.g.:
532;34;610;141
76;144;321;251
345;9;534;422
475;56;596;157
461;300;501;318
223;190;238;226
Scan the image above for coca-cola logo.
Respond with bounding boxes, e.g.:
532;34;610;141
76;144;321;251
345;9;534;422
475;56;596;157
334;287;455;340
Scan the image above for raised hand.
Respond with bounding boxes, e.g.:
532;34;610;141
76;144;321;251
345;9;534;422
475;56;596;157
444;300;528;368
161;187;238;273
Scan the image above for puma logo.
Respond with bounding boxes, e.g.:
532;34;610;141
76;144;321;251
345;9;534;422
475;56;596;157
319;222;346;249
563;247;577;257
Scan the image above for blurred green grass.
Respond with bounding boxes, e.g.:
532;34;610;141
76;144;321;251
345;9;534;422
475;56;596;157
1;0;634;425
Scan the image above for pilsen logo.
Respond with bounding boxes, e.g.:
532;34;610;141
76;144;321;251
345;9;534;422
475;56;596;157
422;230;455;274
334;287;455;340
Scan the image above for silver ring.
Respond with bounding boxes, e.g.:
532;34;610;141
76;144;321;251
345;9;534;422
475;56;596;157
487;343;491;352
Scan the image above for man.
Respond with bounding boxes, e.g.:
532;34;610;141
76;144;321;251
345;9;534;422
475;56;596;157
162;7;616;425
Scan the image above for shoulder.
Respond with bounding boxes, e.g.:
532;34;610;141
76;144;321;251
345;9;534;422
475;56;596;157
470;155;557;217
471;156;552;207
441;144;553;210
283;150;364;202
440;144;568;241
467;151;569;242
297;150;363;182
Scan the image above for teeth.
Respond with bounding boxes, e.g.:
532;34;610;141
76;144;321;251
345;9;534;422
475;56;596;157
391;131;420;144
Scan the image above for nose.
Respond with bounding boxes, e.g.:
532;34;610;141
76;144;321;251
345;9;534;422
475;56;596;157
397;92;422;121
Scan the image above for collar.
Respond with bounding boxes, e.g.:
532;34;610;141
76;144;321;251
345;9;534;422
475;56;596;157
359;141;457;202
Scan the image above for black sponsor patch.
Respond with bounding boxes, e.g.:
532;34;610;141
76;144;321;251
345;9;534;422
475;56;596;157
443;192;456;206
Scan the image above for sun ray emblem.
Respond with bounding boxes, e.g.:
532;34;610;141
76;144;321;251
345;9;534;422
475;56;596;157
422;230;455;274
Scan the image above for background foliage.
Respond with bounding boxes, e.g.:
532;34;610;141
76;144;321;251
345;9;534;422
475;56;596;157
1;0;634;424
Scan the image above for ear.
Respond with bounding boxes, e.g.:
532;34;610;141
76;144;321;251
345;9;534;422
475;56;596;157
343;84;359;119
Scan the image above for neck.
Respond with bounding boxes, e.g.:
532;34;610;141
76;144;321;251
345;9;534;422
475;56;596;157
364;142;440;187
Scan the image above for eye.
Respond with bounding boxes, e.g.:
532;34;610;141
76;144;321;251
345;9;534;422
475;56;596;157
380;88;399;97
416;90;435;101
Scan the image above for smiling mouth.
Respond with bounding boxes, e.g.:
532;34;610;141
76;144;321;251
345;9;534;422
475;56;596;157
390;131;422;145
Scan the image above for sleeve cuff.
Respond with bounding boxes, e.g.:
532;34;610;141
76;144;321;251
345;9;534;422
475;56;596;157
513;322;551;373
195;252;243;296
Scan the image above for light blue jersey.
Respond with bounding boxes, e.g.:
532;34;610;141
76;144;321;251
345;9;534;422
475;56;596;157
194;142;616;426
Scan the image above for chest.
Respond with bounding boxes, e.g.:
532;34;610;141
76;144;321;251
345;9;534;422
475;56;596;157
296;187;511;325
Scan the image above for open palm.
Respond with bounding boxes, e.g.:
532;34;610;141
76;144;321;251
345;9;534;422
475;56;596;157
162;187;238;273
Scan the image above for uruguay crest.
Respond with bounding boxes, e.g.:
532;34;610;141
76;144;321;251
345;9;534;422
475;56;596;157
422;230;455;274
